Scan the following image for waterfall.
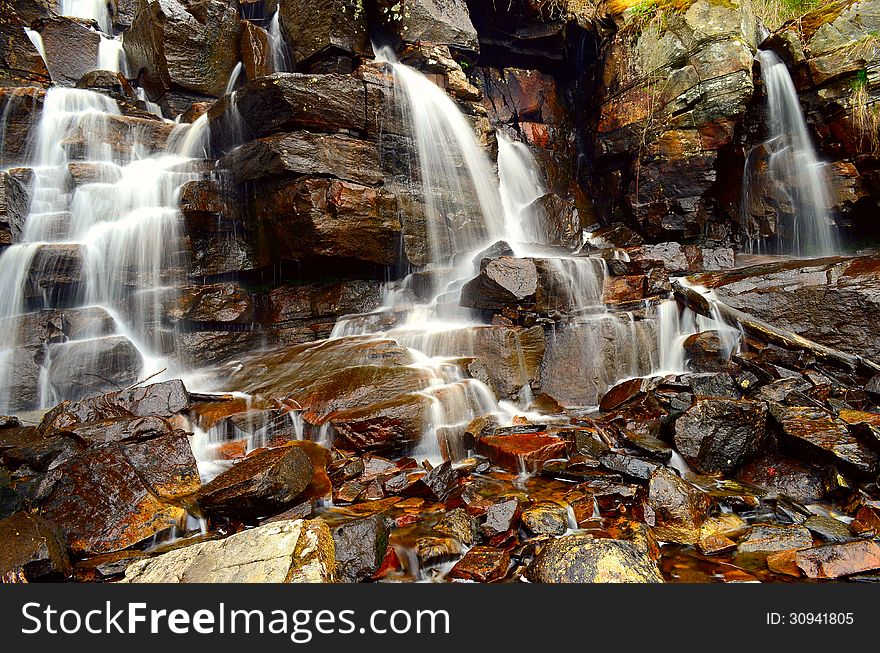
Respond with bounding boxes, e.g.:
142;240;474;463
743;51;838;257
60;0;113;34
97;34;128;75
24;28;47;67
497;132;546;246
374;46;505;268
268;11;291;73
135;87;164;119
0;88;203;412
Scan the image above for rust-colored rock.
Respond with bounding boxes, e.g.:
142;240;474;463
448;546;510;582
795;540;880;579
475;433;567;473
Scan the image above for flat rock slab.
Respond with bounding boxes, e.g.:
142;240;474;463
795;540;880;579
123;519;336;583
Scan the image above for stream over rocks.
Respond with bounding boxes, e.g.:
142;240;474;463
1;0;880;584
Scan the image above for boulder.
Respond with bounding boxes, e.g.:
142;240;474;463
528;535;664;583
123;518;336;582
278;0;371;71
737;524;814;553
795;540;880;579
196;446;314;520
771;404;878;475
460;257;538;310
41;441;190;555
0;512;70;581
475;433;567;473
331;515;389;582
673;398;768;474
736;453;825;503
375;0;479;53
32;16;100;88
124;0;241;100
521;502;569;536
23;243;85;308
646;468;711;545
434;507;478;544
527;194;581;249
46;336;144;402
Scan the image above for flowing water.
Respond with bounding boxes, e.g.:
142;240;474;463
60;0;113;34
96;34;128;75
741;50;838;257
267;10;291;73
0;87;206;412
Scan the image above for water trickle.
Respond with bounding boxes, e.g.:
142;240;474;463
267;11;291;73
742;51;838;257
24;28;48;67
225;62;244;96
497;131;546;247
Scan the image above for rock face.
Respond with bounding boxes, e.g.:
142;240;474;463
375;0;479;53
278;0;370;72
32;16;100;88
528;535;664;583
590;0;758;242
123;519;336;583
124;0;242;104
0;9;50;87
674;398;768;473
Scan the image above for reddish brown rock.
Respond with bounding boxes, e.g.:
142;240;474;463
795;540;880;579
475;433;567;473
448;546;510;582
767;549;803;577
0;512;70;581
646;468;711;545
602;275;646;304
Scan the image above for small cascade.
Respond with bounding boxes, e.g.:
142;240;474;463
497;132;546;246
225;62;244;96
742;50;838;257
0;87;204;413
135;87;163;119
60;0;113;34
97;34;128;75
267;11;291;73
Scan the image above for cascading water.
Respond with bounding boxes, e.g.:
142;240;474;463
97;34;128;76
267;11;291;73
60;0;113;34
225;62;244;96
742;50;838;257
497;132;546;246
0;87;205;413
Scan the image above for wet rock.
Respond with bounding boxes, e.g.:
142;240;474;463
673;397;767;474
0;428;81;472
771;404;878;475
480;498;521;539
803;515;854;544
23;243;85;307
124;0;241;99
0;512;70;581
737;524;814;554
221;132;383;187
460;257;538;310
331;394;428;453
683;372;742;399
122;432;201;500
46;336;144;402
602;275;647;304
599;378;652;412
196;446;314;520
528;194;581;249
737;453;825;503
646;468;711;545
0;11;50;87
332;515;389;582
253;177;400;267
32;16;100;88
0;168;33;243
448;545;509;582
766;549;803;577
795;540;880;579
529;535;664;583
588;223;644;248
521;502;568;536
278;0;370;71
599;453;660;481
376;0;478;53
40;379;191;432
851;500;880;537
434;507;478;545
683;331;733;372
240;20;271;81
475;433;567;473
415;535;461;565
41;443;187;555
124;519;336;583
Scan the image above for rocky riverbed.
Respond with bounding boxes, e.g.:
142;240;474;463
1;0;880;583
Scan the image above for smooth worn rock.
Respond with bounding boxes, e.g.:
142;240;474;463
332;515;389;583
480;498;521;538
674;398;768;474
460;257;538;310
46;336;144;402
521;502;569;536
33;16;100;88
124;519;336;582
434;507;478;544
196;446;314;520
475;433;567;474
528;535;664;583
646;468;711;545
